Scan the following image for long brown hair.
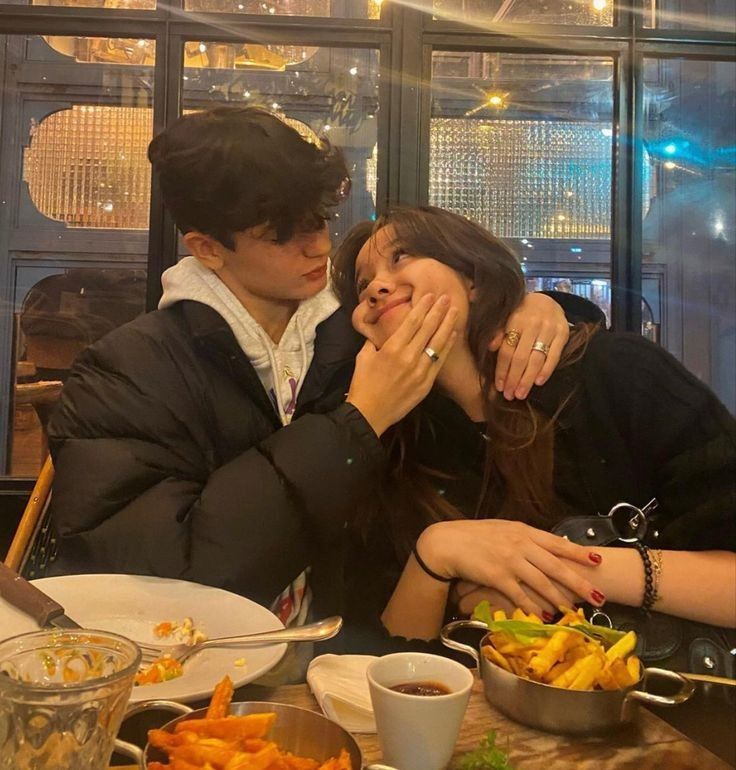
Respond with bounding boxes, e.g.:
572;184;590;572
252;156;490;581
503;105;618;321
332;206;595;558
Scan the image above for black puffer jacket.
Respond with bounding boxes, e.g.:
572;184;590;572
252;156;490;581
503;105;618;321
48;300;383;617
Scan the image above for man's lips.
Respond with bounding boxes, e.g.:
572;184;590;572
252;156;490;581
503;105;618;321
304;264;327;279
372;298;410;322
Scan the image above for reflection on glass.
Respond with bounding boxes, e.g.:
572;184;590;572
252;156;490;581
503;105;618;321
32;0;155;9
182;45;380;240
24;106;152;229
430;51;614;325
183;0;382;19
183;40;319;71
185;0;328;12
642;58;736;411
31;0;383;18
526;276;612;323
432;0;613;26
12;269;146;476
643;0;735;33
42;35;155;64
524;276;660;338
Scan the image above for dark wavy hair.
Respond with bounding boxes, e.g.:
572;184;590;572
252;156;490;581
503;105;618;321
148;106;349;249
332;206;595;557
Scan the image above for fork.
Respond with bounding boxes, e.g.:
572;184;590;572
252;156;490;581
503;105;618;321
135;615;342;667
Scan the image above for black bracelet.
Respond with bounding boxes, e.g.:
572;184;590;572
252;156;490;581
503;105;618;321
634;541;656;611
412;545;453;584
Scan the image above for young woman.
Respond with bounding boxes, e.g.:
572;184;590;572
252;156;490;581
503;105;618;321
332;206;736;655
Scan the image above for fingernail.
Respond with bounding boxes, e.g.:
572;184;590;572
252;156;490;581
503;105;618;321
542;611;554;622
535;376;546;385
515;387;527;399
591;589;606;605
438;294;450;305
496;379;504;391
588;552;602;565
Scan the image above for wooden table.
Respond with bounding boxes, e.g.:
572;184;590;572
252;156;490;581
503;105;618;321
116;676;732;769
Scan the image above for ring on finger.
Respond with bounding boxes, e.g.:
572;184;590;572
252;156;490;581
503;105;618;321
531;340;551;356
504;329;521;348
424;346;440;363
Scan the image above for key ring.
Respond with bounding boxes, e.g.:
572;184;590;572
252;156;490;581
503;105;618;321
599;498;658;543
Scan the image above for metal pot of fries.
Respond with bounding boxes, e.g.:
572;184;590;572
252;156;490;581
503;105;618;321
441;606;694;735
114;675;377;769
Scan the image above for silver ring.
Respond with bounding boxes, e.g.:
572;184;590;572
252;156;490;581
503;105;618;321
531;340;551;356
424;346;440;363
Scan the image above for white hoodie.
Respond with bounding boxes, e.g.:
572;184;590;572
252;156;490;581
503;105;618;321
159;256;340;425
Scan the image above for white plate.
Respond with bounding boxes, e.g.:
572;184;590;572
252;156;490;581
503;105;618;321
0;574;286;703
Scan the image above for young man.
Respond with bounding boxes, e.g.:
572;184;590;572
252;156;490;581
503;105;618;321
47;106;589;628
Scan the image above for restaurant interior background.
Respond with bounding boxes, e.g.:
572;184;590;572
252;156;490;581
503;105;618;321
0;0;733;512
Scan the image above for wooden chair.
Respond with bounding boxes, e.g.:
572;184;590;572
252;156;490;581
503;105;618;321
4;456;57;578
14;380;63;468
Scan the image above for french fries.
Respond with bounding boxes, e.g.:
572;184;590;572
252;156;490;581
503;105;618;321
148;676;352;770
475;605;642;692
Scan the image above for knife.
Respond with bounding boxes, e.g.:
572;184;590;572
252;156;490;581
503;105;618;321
0;561;82;629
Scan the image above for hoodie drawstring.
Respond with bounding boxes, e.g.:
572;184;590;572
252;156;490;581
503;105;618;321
256;314;309;426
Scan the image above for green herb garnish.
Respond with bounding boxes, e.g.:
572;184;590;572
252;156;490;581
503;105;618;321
472;600;626;649
452;730;514;770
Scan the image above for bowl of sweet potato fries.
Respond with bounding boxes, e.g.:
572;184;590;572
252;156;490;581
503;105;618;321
441;606;694;735
118;675;362;769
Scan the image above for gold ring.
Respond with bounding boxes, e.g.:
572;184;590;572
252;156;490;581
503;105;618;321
531;340;551;356
504;329;521;348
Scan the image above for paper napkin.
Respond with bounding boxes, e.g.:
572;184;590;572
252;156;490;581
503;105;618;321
306;653;378;733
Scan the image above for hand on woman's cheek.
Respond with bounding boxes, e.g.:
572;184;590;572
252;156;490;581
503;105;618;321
352;305;382;348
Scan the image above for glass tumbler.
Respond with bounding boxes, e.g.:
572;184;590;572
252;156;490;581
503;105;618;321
0;629;141;770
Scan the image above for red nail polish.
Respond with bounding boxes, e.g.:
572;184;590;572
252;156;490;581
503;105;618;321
591;589;606;604
588;552;602;564
542;611;554;622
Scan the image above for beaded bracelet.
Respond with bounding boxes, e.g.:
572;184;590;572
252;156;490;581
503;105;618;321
634;541;659;610
412;545;453;584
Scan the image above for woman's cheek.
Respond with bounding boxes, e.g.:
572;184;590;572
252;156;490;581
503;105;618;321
352;304;381;347
351;303;368;332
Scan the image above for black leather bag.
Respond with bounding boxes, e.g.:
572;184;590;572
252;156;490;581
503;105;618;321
552;500;735;679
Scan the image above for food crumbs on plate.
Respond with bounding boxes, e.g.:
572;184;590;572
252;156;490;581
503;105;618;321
153;621;174;638
135;655;184;687
153;617;207;646
233;658;247;668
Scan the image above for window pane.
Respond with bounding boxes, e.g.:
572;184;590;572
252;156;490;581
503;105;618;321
0;35;152;475
430;52;614;320
183;0;382;19
643;0;735;33
182;44;380;241
432;0;613;26
642;58;736;412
